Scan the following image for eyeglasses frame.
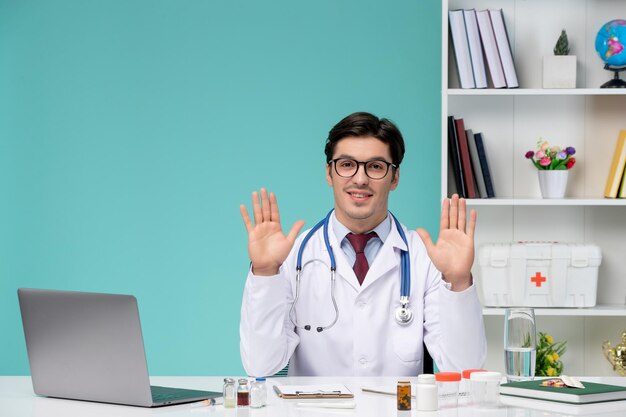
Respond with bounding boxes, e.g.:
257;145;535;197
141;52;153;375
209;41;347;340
328;158;398;180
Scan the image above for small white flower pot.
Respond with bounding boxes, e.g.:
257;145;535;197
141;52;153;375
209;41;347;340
538;170;569;198
543;55;577;88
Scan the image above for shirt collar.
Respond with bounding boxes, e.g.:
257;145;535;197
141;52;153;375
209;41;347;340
332;211;392;244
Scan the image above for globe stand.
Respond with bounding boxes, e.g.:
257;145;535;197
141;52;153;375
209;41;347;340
601;64;626;88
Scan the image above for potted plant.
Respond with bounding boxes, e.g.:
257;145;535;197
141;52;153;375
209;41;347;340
525;139;576;198
543;29;577;88
536;332;567;377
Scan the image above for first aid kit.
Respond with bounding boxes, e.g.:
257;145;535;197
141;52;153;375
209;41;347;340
478;242;602;307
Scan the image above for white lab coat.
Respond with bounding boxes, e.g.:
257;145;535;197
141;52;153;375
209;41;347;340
240;215;486;377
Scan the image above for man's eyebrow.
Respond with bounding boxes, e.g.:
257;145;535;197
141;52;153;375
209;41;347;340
334;154;390;161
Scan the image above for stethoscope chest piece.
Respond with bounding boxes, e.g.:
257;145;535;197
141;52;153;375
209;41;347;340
394;295;413;325
394;305;414;325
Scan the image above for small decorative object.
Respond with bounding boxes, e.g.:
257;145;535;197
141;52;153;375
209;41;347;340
543;29;577;88
595;19;626;88
525;139;576;198
602;330;626;376
535;332;567;377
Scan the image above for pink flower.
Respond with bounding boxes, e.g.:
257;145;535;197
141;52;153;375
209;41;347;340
536;150;545;158
540;157;551;166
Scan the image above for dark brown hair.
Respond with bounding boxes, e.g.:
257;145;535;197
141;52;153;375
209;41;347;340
324;112;405;166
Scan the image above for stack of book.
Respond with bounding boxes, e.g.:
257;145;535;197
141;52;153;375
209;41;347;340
449;8;518;89
604;130;626;198
447;116;495;199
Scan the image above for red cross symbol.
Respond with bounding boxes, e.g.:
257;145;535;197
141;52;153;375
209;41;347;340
530;272;546;287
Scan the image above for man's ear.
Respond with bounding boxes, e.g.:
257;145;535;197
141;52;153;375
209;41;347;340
390;167;400;190
326;163;333;187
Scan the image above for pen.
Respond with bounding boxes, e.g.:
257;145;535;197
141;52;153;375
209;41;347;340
191;397;224;407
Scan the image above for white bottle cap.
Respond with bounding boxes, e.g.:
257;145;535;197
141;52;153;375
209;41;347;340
418;373;436;384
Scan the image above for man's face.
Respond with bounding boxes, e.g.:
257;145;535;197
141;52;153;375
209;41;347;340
326;136;399;233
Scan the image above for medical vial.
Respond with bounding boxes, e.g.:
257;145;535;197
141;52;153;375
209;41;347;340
237;378;249;406
250;377;267;408
435;372;461;409
396;380;411;410
223;378;236;408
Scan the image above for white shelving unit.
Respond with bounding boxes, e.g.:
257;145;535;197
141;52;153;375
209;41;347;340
443;0;626;376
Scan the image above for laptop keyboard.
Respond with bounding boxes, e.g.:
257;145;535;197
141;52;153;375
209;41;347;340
151;385;211;402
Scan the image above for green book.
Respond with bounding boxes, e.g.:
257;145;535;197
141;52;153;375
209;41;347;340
500;379;626;404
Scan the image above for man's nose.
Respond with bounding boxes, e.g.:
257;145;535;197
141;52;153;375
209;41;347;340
351;163;370;184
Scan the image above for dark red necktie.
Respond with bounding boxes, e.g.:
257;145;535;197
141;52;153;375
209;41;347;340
346;232;377;285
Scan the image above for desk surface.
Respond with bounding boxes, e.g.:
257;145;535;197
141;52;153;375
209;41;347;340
1;376;626;417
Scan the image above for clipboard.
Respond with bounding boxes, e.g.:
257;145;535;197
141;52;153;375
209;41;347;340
273;384;354;399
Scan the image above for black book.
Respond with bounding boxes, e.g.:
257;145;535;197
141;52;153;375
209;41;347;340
474;132;495;198
447;116;466;197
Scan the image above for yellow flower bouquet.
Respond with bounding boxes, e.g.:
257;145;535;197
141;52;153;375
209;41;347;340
536;332;567;376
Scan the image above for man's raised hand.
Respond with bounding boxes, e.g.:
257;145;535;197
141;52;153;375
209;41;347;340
240;188;305;276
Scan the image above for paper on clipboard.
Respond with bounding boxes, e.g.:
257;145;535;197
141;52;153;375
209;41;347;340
273;384;353;399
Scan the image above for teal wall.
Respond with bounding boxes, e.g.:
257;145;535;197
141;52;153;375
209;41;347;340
0;0;441;375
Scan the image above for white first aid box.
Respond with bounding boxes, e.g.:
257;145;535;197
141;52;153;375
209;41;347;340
478;242;602;307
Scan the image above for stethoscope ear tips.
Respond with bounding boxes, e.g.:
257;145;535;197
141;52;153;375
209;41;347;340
304;325;311;331
316;327;323;332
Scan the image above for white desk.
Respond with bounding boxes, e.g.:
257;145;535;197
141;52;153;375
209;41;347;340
1;376;625;417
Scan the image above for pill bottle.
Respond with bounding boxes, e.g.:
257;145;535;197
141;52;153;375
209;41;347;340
470;371;502;408
461;369;487;402
237;378;249;406
223;378;236;408
416;373;438;411
250;377;267;408
396;379;411;410
435;371;461;409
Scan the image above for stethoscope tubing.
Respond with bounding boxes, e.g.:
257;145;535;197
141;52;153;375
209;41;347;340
291;209;411;332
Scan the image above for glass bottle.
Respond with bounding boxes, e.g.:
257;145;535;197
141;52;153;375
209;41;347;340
250;378;267;408
237;378;249;406
223;378;236;408
397;379;411;410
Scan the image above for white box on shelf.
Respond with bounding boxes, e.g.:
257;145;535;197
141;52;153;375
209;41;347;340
478;242;601;307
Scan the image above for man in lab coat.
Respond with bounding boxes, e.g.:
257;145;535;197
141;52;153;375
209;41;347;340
239;112;486;376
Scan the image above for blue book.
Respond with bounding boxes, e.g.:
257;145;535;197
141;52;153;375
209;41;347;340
474;132;495;198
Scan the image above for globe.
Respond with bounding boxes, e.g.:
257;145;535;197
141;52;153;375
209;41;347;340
595;19;626;68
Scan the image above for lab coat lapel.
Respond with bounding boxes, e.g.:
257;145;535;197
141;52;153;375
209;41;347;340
360;222;408;291
326;219;362;292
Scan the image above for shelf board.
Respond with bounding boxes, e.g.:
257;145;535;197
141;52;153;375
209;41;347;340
483;305;626;316
446;88;626;96
464;198;626;206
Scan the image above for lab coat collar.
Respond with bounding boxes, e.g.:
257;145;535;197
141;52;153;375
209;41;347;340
325;211;409;292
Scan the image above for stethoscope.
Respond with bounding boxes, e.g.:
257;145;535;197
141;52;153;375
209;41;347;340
288;209;413;333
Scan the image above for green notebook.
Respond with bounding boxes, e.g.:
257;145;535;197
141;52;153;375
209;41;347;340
500;380;626;404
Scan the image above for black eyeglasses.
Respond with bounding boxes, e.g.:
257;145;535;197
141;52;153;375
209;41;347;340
329;158;397;179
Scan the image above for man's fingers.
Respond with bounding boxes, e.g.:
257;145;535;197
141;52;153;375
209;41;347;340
287;220;305;244
270;192;280;223
440;197;450;230
260;188;271;222
416;228;435;254
251;191;262;225
467;208;477;239
240;204;253;233
458;197;467;232
449;194;459;229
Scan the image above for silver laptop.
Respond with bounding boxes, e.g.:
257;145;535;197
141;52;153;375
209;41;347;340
18;288;222;407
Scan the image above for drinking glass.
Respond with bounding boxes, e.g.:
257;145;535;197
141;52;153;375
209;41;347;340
504;308;536;382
